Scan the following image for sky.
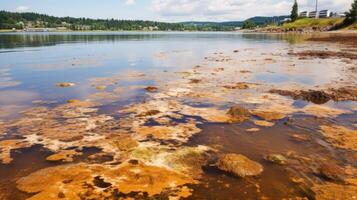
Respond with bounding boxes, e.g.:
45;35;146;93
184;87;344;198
0;0;353;22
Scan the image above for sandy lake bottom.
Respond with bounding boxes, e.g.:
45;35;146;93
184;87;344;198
0;32;356;200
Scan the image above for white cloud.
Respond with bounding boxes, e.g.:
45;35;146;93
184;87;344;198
151;0;352;21
15;6;30;13
125;0;136;5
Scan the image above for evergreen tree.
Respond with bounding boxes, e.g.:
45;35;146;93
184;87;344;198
242;20;256;29
344;0;357;25
290;0;298;22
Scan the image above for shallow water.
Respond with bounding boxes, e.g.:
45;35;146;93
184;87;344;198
0;32;356;200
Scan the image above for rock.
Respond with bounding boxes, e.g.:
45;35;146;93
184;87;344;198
145;86;158;92
190;79;202;84
246;128;260;132
253;111;285;121
289;134;310;142
233;50;239;53
318;163;345;182
223;82;249;90
56;82;75;88
264;154;287;165
137;110;161;117
269;89;331;104
216;153;263;177
227;105;251;122
254;120;274;127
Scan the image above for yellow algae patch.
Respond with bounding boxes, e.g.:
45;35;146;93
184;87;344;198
134;124;201;142
181;106;231;123
111;135;139;151
16;164;94;200
106;162;196;196
302;104;350;117
312;183;357;200
46;150;82;162
320;125;357;150
17;162;196;200
0;140;31;164
252;110;286;121
254;120;275;127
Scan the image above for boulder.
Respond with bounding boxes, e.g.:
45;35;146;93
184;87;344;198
216;153;263;177
227;105;251;122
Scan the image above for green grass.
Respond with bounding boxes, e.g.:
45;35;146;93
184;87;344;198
282;18;344;29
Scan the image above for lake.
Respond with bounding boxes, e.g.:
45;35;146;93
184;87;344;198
0;32;356;200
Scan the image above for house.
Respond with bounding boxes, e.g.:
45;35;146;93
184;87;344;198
319;10;331;18
299;11;309;17
309;11;318;18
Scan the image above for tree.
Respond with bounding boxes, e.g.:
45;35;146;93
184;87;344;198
242;20;256;29
344;0;357;25
290;0;299;22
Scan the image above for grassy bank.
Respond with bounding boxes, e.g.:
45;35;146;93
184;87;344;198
282;18;344;29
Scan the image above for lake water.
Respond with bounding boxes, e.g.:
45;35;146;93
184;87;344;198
0;32;356;200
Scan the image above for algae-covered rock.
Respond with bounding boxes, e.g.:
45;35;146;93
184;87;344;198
264;154;287;165
320;125;357;150
216;153;263;177
56;82;75;88
253;111;285;121
16;161;197;199
227;105;251;122
145;86;158;92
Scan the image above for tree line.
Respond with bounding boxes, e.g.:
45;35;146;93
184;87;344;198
0;11;235;31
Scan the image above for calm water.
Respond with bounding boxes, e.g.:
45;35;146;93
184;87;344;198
0;32;301;119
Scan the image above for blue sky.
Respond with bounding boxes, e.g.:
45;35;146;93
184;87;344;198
0;0;353;22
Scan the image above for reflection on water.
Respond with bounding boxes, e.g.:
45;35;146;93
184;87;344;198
0;32;307;49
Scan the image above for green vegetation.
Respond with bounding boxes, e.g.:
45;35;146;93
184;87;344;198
242;20;257;29
282;18;344;29
0;10;236;31
290;0;298;22
344;0;357;25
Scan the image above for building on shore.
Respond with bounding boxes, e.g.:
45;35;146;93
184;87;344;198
318;10;331;18
299;11;309;17
308;11;318;18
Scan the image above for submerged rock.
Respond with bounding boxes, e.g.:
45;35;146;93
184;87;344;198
227;105;251;123
56;82;75;88
223;82;249;90
320;125;357;150
216;153;263;177
318;163;346;182
253;111;285;121
264;154;287;165
145;86;158;92
254;120;274;127
289;134;310;142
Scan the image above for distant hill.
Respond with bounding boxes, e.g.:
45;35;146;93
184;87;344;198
0;10;288;31
182;16;289;28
